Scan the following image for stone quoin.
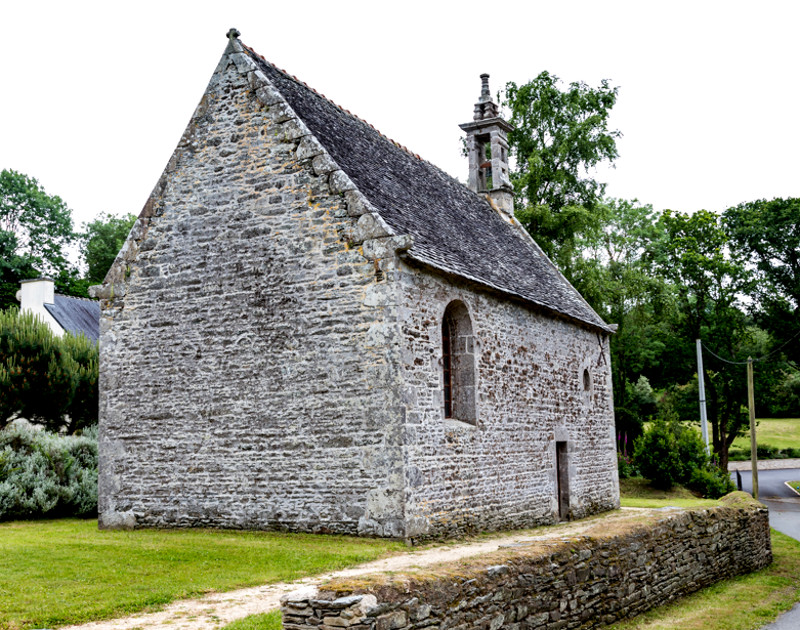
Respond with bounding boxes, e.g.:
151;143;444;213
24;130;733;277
91;30;619;541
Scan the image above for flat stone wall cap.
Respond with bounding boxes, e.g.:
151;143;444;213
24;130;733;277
281;585;319;605
312;594;368;609
334;594;366;607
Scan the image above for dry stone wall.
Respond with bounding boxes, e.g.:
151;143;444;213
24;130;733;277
282;495;772;630
397;265;618;540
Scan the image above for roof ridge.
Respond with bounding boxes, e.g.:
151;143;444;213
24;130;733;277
241;45;498;211
242;44;428;163
238;42;609;332
55;293;98;303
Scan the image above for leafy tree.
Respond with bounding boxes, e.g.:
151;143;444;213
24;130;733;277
769;370;800;417
565;198;677;432
0;231;38;311
80;212;136;285
0;169;91;306
0;169;74;277
648;209;754;470
731;326;799;419
503;72;621;265
574;200;672;365
724;197;800;364
627;376;658;422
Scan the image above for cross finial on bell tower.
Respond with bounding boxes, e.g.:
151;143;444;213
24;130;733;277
460;74;514;216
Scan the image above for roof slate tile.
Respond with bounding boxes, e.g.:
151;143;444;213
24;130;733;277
45;295;100;342
245;48;610;332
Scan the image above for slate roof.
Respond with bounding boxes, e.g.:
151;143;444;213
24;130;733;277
45;295;100;342
245;47;610;332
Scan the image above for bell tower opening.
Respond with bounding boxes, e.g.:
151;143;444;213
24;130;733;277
459;74;514;215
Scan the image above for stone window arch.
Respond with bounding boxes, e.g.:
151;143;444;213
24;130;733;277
580;365;594;407
441;300;476;424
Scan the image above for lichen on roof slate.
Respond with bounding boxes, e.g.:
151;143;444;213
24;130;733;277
246;49;609;332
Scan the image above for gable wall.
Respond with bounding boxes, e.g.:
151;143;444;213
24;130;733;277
97;51;406;536
397;264;619;540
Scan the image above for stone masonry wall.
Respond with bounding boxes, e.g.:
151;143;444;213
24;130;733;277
281;494;772;630
398;264;618;540
95;42;408;536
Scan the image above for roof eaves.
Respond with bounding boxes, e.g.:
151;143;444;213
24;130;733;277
402;251;614;334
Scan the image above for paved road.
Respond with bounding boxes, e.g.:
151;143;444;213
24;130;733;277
732;468;800;629
733;468;800;540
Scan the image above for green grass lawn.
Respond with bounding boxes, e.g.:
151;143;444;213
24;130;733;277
733;417;800;451
788;481;800;495
5;485;800;630
223;611;282;630
618;477;720;508
0;519;403;630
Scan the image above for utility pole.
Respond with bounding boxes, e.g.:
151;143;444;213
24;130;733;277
748;357;759;500
696;340;711;454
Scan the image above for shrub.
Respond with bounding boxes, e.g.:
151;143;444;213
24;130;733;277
757;444;779;459
617;451;638;479
732;445;800;461
674;423;709;483
0;423;97;520
688;465;735;499
728;447;748;461
633;420;681;489
633;419;733;498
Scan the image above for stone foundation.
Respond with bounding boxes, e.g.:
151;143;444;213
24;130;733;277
281;493;771;629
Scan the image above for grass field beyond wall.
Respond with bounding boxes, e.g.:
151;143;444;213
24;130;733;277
733;418;800;451
0;519;403;630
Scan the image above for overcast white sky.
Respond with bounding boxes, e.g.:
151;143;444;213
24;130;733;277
2;0;798;231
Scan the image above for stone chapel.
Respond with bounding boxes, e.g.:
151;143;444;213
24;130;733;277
91;30;619;541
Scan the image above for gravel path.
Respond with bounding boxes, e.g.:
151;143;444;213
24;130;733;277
728;458;800;471
60;508;656;630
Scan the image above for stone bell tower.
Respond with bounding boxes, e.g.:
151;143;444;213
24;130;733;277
459;74;514;215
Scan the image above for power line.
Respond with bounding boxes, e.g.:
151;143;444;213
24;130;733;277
701;328;800;366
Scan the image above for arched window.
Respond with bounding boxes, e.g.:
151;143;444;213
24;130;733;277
442;301;476;424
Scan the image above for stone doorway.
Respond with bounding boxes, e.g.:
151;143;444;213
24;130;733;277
556;441;570;520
